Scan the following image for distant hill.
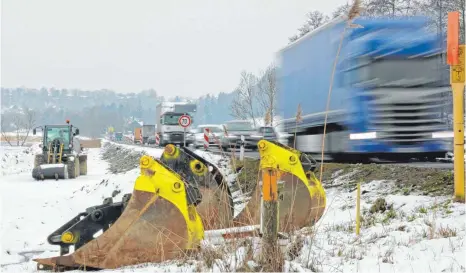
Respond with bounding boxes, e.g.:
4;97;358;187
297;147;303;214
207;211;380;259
1;87;238;137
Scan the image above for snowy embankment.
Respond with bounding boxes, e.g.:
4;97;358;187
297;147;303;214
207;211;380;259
0;142;464;273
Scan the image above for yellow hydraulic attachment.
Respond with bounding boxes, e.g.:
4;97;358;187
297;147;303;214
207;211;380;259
34;155;204;271
47;143;64;164
234;140;326;232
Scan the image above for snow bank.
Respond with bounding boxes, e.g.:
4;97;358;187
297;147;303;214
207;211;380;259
0;144;41;176
294;181;466;273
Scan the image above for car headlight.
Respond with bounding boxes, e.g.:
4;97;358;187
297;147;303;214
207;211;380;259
349;132;377;140
432;131;454;139
250;135;263;138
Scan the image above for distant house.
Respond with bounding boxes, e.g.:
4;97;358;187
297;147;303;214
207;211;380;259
127;120;143;132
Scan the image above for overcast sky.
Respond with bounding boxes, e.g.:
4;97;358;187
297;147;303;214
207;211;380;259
1;0;348;97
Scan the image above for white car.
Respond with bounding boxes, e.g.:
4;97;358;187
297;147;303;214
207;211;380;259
192;124;225;148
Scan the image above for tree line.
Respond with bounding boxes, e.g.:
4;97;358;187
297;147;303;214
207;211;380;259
289;0;465;43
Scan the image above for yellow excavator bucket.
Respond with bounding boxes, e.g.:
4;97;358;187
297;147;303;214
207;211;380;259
234;140;326;232
161;145;234;230
34;155;204;271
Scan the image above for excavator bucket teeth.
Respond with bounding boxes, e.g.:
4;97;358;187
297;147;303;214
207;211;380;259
34;155;204;271
160;144;234;230
234;140;326;232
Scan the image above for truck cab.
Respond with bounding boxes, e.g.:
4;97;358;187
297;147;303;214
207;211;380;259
155;102;197;146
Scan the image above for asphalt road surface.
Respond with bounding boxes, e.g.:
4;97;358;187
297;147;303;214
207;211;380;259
204;146;455;170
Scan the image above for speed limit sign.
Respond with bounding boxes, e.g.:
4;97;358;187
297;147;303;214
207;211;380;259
178;115;192;128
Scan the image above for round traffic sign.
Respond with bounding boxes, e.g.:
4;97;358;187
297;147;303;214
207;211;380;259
178;115;192;128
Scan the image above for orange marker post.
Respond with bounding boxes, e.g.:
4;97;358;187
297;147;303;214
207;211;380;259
447;11;465;203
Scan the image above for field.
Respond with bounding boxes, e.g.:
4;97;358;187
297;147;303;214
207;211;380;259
0;141;464;272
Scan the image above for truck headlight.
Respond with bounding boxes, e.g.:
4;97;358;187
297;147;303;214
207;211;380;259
432;131;454;139
349;132;377;140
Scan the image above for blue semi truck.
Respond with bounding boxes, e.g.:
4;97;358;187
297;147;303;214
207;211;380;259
276;16;452;162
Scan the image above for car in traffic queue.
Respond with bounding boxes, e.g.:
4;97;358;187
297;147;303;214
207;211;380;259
191;124;224;148
221;120;258;150
240;126;279;149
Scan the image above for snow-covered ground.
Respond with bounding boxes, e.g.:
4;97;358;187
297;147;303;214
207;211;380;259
0;142;464;273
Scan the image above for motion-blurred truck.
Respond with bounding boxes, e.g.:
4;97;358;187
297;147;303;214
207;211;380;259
277;16;451;162
141;124;156;145
155;102;196;146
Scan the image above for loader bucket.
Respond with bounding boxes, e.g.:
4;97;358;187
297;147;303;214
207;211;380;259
234;140;326;231
32;164;68;180
161;145;234;230
34;155;204;271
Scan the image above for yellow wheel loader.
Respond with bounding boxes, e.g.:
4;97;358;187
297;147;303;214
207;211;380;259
34;140;326;271
32;120;87;180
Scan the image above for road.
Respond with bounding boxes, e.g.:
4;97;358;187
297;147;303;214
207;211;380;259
106;140;455;170
204;147;455;170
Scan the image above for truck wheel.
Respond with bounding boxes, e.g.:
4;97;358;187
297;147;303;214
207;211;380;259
79;155;88;175
34;154;45;168
67;157;80;179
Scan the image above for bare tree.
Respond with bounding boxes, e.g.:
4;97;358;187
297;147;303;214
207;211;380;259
289;11;330;43
0;107;36;146
365;0;413;17
332;2;353;18
230;71;259;126
0;116;13;146
257;65;278;126
20;108;36;146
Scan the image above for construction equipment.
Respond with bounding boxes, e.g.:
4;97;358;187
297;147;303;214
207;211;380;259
34;140;326;271
161;145;234;230
31;120;87;180
234;140;326;231
34;156;204;271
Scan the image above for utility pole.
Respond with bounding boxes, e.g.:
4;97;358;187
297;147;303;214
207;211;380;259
447;11;465;203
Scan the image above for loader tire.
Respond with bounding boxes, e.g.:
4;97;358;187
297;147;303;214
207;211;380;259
34;154;45;168
79;155;88;176
67;156;80;179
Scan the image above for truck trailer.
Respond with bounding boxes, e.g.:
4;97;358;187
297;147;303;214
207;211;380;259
155;102;197;146
141;124;156;145
276;16;451;162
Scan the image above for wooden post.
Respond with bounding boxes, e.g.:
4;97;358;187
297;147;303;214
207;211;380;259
356;183;361;236
239;135;245;162
260;168;282;271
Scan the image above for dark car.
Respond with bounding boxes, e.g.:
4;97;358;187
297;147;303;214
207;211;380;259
243;126;278;149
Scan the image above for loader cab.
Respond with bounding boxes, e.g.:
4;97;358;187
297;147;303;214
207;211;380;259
33;123;80;153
